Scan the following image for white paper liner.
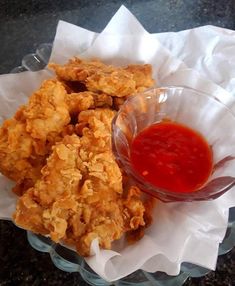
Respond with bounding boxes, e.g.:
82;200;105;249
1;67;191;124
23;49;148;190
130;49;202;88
0;5;234;282
154;26;235;97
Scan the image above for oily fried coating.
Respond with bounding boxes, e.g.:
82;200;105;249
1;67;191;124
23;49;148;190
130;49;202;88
91;92;113;108
14;109;146;256
66;92;95;114
0;78;115;194
48;58;109;82
125;64;155;89
126;196;156;243
85;69;136;97
1;57;155;255
0;117;45;183
14;135;82;235
66;91;113;115
49;58;155;98
86;64;155;98
0;80;70;194
24;79;70;140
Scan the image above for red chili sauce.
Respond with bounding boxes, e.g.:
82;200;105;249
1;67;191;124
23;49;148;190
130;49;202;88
130;121;213;193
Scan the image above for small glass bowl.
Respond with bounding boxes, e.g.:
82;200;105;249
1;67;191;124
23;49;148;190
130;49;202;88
112;87;235;202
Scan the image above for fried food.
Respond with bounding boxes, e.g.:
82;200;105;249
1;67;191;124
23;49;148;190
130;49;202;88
85;69;136;97
24;79;70;140
14;109;146;256
125;64;155;89
0;57;155;256
49;57;155;98
0;80;115;195
0;80;70;195
66;91;113;114
49;58;109;82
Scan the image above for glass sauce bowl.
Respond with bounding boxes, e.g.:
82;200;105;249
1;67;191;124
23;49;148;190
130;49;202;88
112;87;235;202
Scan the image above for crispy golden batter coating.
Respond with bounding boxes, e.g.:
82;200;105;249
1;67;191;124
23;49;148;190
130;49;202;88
0;57;155;256
49;57;155;98
125;64;155;89
85;69;136;97
0;118;47;189
0;80;70;194
23;80;70;140
49;58;109;82
14;109;146;256
0;79;116;195
66;91;113;114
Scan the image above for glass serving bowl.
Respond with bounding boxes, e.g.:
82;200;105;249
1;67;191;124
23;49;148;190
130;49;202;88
112;87;235;202
27;208;235;286
10;44;235;286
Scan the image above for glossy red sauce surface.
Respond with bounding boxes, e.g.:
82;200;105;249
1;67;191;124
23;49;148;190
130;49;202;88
130;121;213;193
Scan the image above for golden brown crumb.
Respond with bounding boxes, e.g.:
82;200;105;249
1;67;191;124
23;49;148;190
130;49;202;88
0;80;70;193
14;110;146;256
66;91;113;115
48;58;108;82
0;57;155;256
125;64;155;88
49;57;155;98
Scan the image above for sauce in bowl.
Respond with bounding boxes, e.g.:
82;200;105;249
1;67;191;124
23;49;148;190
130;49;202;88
130;121;213;193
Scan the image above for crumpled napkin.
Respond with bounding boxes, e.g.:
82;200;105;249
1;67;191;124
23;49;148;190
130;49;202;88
0;5;234;282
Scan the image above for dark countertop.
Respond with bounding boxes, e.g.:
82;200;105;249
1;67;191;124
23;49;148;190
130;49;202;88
0;0;234;285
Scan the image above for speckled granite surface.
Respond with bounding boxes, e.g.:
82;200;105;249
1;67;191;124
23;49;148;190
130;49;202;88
0;221;234;285
0;1;235;285
0;0;235;74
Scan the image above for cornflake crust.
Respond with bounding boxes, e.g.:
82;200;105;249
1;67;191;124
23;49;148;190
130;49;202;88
0;57;155;256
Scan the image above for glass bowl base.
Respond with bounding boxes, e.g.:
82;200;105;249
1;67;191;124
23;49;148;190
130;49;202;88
27;207;235;286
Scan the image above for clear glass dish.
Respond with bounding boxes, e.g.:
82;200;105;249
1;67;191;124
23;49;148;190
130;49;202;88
27;208;235;286
10;44;235;286
112;87;235;202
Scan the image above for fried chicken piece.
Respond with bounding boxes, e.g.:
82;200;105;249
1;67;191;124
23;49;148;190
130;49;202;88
1;57;155;255
92;92;113;107
0;79;70;195
0;76;116;195
66;92;95;114
14;109;146;256
111;65;155;109
87;64;155;98
126;196;156;243
49;58;155;98
23;80;70;140
85;69;136;97
50;58;136;97
14;135;82;235
49;57;110;82
125;64;155;89
66;91;113;115
0;118;47;196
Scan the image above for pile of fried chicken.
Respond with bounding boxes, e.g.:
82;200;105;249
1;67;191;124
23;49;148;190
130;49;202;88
0;58;155;256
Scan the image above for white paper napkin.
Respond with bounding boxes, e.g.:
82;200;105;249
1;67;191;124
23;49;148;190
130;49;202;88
154;26;235;96
0;5;234;282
